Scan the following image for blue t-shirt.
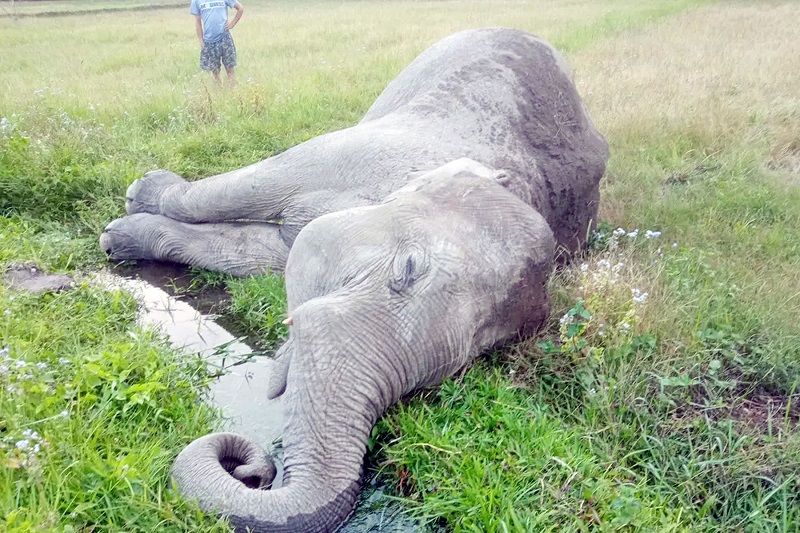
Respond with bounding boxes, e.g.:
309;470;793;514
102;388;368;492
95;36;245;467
190;0;236;44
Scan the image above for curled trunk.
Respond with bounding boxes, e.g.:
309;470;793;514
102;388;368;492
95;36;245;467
171;432;362;532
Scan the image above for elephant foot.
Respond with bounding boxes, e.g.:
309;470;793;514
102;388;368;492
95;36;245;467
99;214;164;261
125;169;187;215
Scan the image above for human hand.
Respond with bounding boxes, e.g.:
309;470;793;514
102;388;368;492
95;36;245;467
225;21;234;30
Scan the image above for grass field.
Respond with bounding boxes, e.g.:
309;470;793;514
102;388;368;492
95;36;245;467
2;0;800;531
0;0;182;17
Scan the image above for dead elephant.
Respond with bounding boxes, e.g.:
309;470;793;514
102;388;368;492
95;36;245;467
100;27;608;533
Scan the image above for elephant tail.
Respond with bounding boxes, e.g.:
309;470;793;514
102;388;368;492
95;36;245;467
171;432;360;533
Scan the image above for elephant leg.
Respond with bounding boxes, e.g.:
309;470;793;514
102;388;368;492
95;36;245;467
124;167;299;224
100;214;289;276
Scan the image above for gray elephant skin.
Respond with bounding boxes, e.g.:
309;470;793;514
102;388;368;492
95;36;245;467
100;28;607;533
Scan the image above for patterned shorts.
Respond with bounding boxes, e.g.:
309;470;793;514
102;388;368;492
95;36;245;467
200;30;237;71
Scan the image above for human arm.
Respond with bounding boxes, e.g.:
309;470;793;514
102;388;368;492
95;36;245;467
225;2;244;30
194;14;204;47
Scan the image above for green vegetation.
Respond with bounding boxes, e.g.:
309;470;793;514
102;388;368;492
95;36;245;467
1;0;182;17
225;274;288;350
0;271;228;531
2;0;800;531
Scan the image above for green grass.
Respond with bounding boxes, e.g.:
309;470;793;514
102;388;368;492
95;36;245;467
0;0;182;17
225;274;288;350
378;236;800;531
3;0;800;531
0;256;230;531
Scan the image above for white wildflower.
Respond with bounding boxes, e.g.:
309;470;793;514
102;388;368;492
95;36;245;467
632;289;649;304
15;360;26;368
0;365;8;374
612;227;626;237
620;322;631;331
3;310;10;316
0;117;11;135
36;362;47;370
672;242;678;248
60;410;69;418
580;263;589;272
627;229;639;238
559;313;573;326
15;440;29;451
645;230;662;239
59;358;71;365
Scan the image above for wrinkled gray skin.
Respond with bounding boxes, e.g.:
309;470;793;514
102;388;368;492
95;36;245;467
100;28;607;532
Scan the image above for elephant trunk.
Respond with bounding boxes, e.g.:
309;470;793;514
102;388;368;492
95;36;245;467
171;431;362;533
172;297;413;532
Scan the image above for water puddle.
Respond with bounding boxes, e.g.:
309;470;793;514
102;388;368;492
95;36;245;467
93;262;423;532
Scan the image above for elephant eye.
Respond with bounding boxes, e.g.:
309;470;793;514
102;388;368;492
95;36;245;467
388;255;419;294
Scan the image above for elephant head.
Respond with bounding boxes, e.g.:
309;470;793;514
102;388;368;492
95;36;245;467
170;158;555;532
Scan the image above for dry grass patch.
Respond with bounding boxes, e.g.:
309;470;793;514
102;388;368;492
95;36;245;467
572;1;800;189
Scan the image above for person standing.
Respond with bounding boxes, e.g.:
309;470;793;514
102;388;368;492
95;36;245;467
190;0;244;86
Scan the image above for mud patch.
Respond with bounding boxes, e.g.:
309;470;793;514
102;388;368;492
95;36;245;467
764;142;800;183
663;161;722;186
109;260;260;346
109;260;229;314
729;391;800;437
3;263;74;294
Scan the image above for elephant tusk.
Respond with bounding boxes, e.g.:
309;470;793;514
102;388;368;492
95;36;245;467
282;317;293;326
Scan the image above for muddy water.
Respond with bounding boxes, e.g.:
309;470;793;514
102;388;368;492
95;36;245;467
95;262;423;532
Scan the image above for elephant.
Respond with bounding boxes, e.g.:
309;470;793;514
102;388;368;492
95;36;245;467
99;28;608;532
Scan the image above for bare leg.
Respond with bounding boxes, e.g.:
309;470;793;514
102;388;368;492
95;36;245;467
123;167;298;224
100;214;289;276
211;69;221;85
226;66;236;88
121;121;415;225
